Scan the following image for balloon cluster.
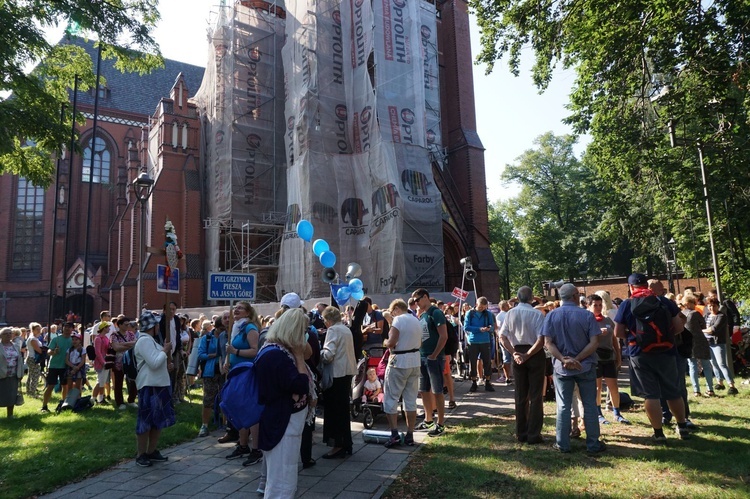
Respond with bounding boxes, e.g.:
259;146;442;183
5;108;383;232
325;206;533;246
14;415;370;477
295;219;366;304
296;220;337;268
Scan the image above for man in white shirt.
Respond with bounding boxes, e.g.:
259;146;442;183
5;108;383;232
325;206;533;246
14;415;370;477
499;287;546;444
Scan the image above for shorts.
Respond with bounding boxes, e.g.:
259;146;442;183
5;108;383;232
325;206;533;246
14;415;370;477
67;368;84;381
500;344;512;364
136;386;176;435
202;374;222;409
96;368;110;387
383;365;420;413
419;355;445;395
46;367;67;387
596;361;618;379
443;355;452;375
630;353;680;400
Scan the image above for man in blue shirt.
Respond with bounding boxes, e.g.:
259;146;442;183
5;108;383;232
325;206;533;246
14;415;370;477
541;283;606;454
614;273;689;442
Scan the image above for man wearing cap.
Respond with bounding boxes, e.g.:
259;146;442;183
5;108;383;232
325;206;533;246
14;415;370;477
614;273;690;442
541;283;606;454
41;322;74;412
134;311;175;467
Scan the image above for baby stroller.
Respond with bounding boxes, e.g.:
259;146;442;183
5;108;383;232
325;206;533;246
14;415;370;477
732;327;750;378
351;346;405;428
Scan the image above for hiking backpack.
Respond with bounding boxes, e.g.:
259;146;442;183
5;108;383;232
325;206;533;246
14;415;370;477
631;295;674;353
219;345;277;429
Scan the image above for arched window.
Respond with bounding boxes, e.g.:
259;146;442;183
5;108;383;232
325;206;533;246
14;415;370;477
82;136;111;183
12;178;45;273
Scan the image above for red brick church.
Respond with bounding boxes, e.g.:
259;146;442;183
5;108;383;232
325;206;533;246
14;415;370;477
0;1;498;326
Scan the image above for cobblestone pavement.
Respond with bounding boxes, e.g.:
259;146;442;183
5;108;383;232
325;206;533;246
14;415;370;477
41;374;515;498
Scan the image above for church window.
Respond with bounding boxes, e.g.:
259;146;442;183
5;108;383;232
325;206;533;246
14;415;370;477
82;136;111;183
12;178;45;272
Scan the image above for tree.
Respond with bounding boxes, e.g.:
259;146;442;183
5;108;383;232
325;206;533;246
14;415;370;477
1;0;163;186
488;200;527;299
472;0;750;297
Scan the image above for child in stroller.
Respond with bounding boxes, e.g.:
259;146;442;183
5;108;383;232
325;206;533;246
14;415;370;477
351;346;403;428
362;368;384;404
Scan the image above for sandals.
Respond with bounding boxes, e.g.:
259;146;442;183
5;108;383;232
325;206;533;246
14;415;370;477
706;391;716;397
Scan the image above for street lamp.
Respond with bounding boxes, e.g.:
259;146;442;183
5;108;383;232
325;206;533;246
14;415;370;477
133;170;154;315
667;237;679;293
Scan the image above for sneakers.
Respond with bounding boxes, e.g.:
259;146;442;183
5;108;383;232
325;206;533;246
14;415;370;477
587;441;607;455
685;419;697;430
496;375;507;384
40;406;50;414
218;431;240;444
728;386;739;395
714;383;726;390
415;420;435;431
552;443;570;453
484;382;495;392
404;434;415;446
676;426;691;440
118;404;127;411
427;423;445;437
242;449;263;466
448;400;457;409
198;424;209;437
469;380;478;392
598;415;610;425
147;450;168;462
135;454;152;467
615;415;631;425
128;402;139;409
652;433;668;444
226;445;251;459
384;435;402;448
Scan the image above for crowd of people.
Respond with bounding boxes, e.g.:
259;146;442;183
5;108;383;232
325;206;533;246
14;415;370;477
1;278;744;497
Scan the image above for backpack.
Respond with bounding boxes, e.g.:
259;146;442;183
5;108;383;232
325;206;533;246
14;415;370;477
444;321;459;357
219;345;277;429
122;342;139;380
631;295;674;353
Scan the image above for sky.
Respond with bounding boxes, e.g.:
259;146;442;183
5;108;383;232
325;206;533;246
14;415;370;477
53;0;589;203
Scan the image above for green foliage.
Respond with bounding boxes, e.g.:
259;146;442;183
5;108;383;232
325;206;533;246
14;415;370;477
0;0;164;186
488;201;528;298
472;0;750;304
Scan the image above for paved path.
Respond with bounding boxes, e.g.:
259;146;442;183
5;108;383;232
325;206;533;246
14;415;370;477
42;375;515;498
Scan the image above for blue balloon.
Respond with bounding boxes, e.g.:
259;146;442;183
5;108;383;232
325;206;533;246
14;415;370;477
348;278;363;293
296;220;314;242
351;290;364;301
336;286;351;303
319;250;336;268
312;239;330;257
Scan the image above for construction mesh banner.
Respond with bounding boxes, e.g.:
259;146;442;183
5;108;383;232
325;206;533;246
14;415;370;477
194;4;287;274
276;0;443;296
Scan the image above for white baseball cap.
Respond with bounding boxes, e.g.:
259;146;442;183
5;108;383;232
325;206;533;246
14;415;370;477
280;292;304;309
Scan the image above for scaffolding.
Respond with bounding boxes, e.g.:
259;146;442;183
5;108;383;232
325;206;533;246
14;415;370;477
194;1;287;302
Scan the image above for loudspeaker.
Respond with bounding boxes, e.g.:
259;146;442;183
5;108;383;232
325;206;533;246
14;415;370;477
345;262;362;280
465;268;477;280
322;267;338;283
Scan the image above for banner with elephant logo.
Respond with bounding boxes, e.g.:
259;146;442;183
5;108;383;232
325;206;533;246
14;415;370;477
276;0;443;296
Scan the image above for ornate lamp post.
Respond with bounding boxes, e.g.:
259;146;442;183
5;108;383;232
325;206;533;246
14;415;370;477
133;170;154;314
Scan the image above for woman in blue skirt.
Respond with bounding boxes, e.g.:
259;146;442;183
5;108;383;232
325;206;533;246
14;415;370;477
134;311;176;467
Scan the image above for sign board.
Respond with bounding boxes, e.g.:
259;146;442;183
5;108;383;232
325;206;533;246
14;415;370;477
208;272;256;301
156;265;179;294
451;287;469;301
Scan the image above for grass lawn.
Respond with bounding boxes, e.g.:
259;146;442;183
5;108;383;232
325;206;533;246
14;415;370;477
385;387;750;498
0;375;203;498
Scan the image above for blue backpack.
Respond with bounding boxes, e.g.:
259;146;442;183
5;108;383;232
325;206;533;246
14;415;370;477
219;345;277;429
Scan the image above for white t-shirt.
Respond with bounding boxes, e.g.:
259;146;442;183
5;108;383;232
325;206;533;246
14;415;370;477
364;378;382;392
389;314;422;369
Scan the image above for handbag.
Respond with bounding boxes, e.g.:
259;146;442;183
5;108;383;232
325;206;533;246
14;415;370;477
319;360;334;392
16;392;25;406
104;346;117;369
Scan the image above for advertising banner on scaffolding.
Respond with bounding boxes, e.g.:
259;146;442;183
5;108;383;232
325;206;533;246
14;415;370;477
420;2;441;150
